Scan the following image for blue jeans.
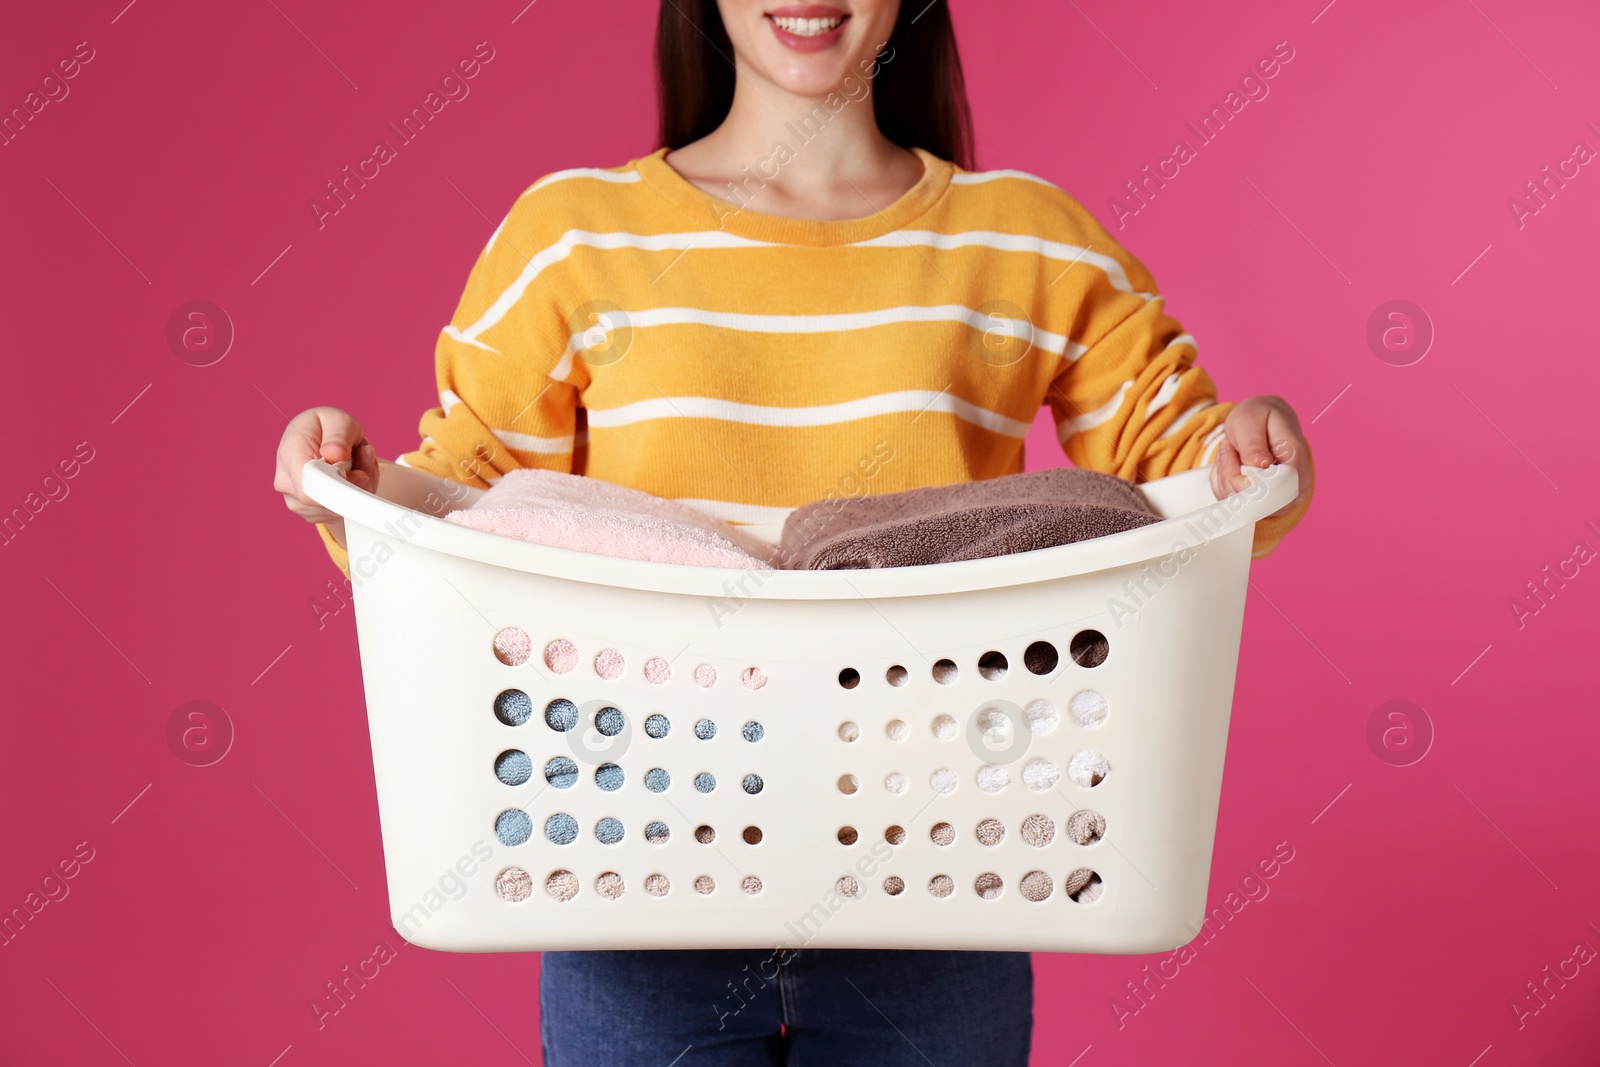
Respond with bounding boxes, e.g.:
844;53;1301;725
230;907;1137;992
539;949;1033;1065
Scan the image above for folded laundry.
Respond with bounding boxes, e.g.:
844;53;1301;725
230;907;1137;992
779;467;1161;571
443;468;779;569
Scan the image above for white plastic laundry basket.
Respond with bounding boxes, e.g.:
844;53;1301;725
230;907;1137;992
302;458;1297;954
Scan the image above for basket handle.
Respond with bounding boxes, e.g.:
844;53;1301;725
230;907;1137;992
300;457;479;526
1220;462;1300;523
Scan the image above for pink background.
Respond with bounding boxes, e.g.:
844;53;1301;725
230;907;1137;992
4;0;1598;1063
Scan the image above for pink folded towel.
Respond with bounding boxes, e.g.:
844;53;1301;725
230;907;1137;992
780;467;1160;570
444;469;778;570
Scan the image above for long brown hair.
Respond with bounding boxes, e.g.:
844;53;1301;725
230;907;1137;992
655;1;975;170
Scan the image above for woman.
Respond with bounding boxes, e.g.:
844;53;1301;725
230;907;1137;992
274;1;1314;1062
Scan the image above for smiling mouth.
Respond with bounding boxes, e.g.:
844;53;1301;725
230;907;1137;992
766;13;849;37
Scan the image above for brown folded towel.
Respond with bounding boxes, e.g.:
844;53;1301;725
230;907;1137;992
780;467;1161;571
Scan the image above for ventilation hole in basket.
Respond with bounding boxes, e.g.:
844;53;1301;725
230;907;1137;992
884;772;908;795
1067;809;1107;845
836;875;861;898
595;817;625;844
742;774;764;795
886;664;909;687
1068;750;1111;788
743;825;763;845
1070;690;1109;729
742;667;768;690
495;867;533;902
644;713;672;739
974;872;1005;900
694;772;717;793
884;824;907;846
644;767;670;793
545;869;578;902
1020;870;1054;902
977;705;1011;743
594;648;625;680
931;715;958;741
595;871;625;900
595;763;625;792
885;719;909;742
543;638;578;674
1023;757;1060;792
495;810;533;846
644;820;670;844
694;875;716;895
595;707;626;737
742;721;765;743
742;875;763;895
645;873;670;897
643;656;672;684
930;768;958;794
1024;640;1059;675
976;818;1006;846
1022;814;1056;847
544;813;578;845
838;667;860;689
694;824;716;844
1065;869;1103;903
976;764;1010;793
694;718;717;741
932;658;958;684
1025;698;1060;734
1070;630;1109;668
930;822;956;846
837;826;859;845
838;721;860;743
837;774;859;795
544;699;579;732
693;663;718;687
494;690;533;726
929;874;955;898
978;651;1009;680
495;750;532;786
493;627;532;666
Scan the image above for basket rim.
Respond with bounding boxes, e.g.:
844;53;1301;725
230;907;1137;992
301;459;1297;600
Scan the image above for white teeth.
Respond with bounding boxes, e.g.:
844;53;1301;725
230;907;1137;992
771;15;844;36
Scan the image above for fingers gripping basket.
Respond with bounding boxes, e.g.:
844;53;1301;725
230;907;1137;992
301;459;1298;954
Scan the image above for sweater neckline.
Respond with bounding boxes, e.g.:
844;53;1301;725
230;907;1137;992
634;145;954;246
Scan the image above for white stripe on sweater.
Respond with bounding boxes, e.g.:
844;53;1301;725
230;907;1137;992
851;230;1149;297
1056;380;1133;440
458;226;1157;344
1144;373;1184;418
586;390;1032;437
441;389;576;454
670;498;794;525
561;304;1080;361
951;169;1057;188
1156;399;1216;438
483;170;641;255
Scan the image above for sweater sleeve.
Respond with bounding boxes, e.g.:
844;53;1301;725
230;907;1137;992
1044;211;1310;557
315;185;583;576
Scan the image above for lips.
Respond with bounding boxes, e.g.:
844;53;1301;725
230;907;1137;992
765;5;849;49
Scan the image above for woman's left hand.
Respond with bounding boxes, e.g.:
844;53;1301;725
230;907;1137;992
1210;395;1314;518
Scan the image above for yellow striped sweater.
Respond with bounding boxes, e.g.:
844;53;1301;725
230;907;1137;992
318;145;1311;576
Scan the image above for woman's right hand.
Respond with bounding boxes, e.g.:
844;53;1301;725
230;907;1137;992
274;406;380;546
